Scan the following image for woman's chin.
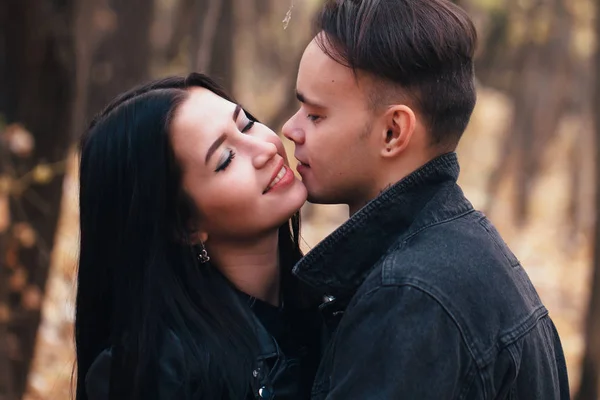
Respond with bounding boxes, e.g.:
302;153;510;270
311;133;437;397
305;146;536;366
288;180;308;210
276;186;308;224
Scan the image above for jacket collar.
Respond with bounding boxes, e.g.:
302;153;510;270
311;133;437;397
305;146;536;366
293;152;471;298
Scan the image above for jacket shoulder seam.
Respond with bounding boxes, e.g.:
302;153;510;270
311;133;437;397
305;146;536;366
403;208;477;243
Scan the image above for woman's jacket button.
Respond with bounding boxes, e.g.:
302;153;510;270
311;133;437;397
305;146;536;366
258;386;273;399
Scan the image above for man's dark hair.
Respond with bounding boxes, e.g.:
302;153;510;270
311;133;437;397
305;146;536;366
314;0;478;147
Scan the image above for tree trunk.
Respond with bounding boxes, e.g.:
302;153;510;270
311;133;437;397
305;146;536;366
208;0;234;94
190;0;234;93
575;2;600;398
0;1;77;399
483;0;574;224
85;0;154;121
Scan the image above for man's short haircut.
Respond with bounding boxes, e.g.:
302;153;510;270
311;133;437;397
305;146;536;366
314;0;478;147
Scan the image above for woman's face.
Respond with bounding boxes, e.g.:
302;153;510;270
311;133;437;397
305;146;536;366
170;87;307;241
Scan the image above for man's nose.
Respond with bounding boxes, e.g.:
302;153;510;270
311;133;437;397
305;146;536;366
282;112;305;145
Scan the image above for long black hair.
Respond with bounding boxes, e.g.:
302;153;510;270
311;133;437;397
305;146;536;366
75;73;302;399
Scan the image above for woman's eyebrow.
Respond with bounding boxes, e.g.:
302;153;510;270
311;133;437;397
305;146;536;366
205;133;227;165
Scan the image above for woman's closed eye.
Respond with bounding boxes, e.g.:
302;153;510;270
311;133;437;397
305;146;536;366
239;111;256;133
215;149;236;172
241;119;254;133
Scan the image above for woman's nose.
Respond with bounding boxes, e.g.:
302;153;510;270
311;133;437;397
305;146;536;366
251;137;278;169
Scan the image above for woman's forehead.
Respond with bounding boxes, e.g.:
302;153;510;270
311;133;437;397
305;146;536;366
182;87;233;116
173;88;234;135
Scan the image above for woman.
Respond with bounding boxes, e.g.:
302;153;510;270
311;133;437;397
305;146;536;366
76;73;321;400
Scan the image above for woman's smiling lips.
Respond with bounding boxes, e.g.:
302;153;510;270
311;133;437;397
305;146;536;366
264;161;295;194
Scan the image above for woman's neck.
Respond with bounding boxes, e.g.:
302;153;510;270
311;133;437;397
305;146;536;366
206;232;281;306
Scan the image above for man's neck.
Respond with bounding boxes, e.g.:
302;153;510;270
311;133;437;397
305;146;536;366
295;152;463;297
348;150;441;216
206;233;280;306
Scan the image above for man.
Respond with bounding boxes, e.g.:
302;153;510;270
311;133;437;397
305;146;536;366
282;0;570;398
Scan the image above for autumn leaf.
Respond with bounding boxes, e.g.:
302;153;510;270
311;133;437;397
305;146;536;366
13;222;37;248
9;267;28;292
22;286;42;311
32;164;54;184
2;123;35;157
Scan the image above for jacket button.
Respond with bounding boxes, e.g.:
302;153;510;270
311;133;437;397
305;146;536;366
258;386;272;399
323;294;336;303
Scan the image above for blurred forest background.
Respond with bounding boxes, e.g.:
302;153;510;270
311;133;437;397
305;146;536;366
0;0;599;399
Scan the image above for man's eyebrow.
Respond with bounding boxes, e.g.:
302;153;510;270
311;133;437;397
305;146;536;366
205;133;227;165
296;90;326;109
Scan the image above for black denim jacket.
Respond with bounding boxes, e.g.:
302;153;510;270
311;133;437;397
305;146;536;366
294;152;570;400
85;286;321;399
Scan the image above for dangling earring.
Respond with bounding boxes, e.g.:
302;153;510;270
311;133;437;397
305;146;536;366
196;242;210;264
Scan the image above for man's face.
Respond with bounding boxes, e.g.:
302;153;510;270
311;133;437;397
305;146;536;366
282;38;383;211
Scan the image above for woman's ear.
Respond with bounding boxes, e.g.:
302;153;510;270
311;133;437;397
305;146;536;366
188;229;209;245
380;105;416;158
198;231;209;243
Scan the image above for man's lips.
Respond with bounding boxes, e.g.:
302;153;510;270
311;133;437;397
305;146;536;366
295;158;310;168
296;159;310;174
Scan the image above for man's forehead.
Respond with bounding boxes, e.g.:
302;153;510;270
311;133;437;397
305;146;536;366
298;41;366;104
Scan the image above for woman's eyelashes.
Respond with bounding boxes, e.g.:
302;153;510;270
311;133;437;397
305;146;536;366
241;119;254;133
214;110;255;172
215;149;236;172
240;112;255;133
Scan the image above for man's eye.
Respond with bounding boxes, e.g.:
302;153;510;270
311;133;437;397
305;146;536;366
307;114;321;122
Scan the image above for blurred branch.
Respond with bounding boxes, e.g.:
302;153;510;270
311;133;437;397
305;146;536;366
0;160;67;197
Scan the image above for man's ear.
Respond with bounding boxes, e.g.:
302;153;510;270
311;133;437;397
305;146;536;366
380;105;416;158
